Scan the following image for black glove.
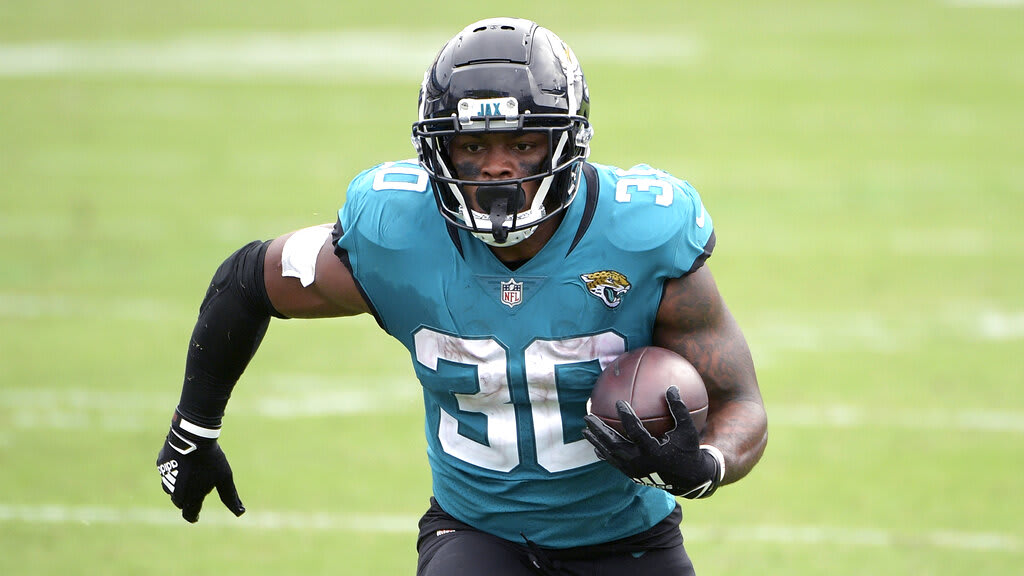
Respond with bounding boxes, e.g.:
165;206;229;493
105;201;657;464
583;386;724;499
156;410;245;522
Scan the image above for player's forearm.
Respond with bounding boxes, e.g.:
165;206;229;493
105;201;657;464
176;240;284;426
702;398;767;485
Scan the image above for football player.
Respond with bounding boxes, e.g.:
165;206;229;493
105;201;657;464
156;17;767;575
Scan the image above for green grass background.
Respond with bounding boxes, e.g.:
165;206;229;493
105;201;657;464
1;1;1022;574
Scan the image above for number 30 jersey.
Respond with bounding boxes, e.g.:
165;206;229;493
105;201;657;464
335;160;715;548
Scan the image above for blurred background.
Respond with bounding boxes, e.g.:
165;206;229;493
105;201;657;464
1;1;1021;574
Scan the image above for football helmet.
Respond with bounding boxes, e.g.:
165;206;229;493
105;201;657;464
412;18;593;246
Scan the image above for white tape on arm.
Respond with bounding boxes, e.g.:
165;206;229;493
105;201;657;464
281;225;333;287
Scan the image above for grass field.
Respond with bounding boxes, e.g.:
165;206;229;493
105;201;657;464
1;1;1022;574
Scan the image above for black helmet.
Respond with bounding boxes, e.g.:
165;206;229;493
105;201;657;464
412;18;593;246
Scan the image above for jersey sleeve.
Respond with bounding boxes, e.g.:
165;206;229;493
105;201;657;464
333;160;442;335
337;164;381;244
599;163;715;278
673;178;715;275
337;160;435;249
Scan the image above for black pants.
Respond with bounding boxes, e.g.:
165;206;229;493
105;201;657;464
416;498;695;576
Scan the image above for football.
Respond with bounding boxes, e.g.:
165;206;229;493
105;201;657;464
588;346;709;438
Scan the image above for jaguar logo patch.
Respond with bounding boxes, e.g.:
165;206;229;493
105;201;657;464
580;270;631;309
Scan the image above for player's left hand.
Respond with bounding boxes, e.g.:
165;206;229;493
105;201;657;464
583;386;723;498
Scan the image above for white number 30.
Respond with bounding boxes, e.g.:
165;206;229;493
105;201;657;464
413;328;625;473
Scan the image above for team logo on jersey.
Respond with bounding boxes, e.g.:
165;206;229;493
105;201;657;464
580;270;632;309
500;278;523;308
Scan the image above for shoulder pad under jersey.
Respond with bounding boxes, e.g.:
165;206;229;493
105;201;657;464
592;163;714;272
339;160;436;249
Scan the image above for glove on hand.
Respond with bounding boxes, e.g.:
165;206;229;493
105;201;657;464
583;386;724;499
156;411;245;522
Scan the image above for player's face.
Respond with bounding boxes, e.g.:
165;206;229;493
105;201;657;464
449;131;549;211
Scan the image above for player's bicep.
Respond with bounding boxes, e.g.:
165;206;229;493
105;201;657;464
655;266;768;481
263;225;369;318
653;266;758;406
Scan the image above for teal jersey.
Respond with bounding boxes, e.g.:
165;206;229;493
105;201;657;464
336;160;715;548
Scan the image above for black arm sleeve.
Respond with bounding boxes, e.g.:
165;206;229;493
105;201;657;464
176;240;286;427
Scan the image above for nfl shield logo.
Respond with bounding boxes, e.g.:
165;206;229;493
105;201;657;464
500;278;523;308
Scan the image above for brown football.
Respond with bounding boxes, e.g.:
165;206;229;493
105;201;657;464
588;346;709;438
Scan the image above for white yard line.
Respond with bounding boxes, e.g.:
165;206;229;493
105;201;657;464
977;310;1024;340
741;308;1024;366
0;31;698;79
0;504;415;533
0;33;436;79
946;0;1024;6
0;504;1018;552
2;385;1022;433
769;404;1024;433
3;289;1023;348
688;523;1021;552
0;293;184;322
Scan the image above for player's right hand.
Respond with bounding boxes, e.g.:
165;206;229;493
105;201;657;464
583;386;722;498
156;410;245;523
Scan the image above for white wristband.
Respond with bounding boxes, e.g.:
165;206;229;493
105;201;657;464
700;444;726;483
178;416;221;439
